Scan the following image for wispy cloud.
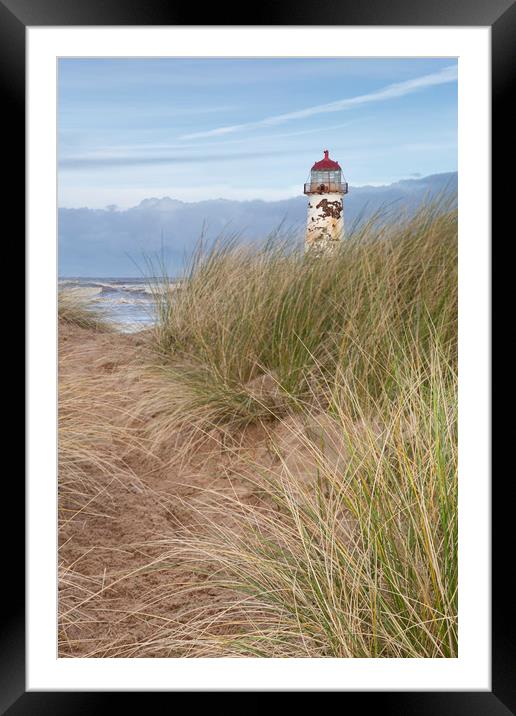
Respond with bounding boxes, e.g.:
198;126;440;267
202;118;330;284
59;148;299;170
61;119;359;156
180;64;458;140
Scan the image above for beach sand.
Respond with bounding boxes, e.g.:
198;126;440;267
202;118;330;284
58;323;288;657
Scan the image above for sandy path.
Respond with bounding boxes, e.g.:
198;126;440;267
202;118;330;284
59;324;258;657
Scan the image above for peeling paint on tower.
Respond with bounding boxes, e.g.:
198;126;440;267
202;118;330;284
303;150;349;255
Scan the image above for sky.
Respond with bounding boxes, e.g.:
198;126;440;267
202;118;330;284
58;57;457;209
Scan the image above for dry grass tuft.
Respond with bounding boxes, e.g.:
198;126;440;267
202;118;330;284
58;290;113;332
124;335;457;658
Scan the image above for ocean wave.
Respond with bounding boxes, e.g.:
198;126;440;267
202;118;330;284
59;282;163;330
59;280;182;296
105;282;182;295
60;286;104;298
95;296;153;305
98;282;149;294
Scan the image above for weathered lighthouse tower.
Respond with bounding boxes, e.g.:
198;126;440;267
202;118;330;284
304;150;348;254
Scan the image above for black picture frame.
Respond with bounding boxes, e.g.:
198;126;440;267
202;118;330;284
8;0;512;709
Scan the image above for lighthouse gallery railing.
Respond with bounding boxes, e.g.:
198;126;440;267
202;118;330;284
304;181;349;195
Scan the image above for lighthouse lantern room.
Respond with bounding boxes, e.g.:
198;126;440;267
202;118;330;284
304;150;348;254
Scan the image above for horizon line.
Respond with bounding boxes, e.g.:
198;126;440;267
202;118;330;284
58;169;457;210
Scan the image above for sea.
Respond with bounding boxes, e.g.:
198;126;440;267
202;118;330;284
58;276;174;332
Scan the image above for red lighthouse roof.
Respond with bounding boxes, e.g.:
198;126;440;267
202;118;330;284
311;149;341;171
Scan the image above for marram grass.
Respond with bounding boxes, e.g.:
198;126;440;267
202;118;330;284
58;289;113;332
127;333;457;658
58;200;458;658
124;201;458;658
144;202;456;433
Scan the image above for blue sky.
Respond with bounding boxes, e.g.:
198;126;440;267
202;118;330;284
58;58;457;208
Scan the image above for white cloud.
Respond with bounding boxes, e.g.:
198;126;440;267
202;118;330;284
180;64;458;140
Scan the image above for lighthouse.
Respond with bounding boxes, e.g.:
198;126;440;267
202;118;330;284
304;150;349;254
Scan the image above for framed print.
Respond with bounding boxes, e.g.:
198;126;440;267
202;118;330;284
5;0;511;709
